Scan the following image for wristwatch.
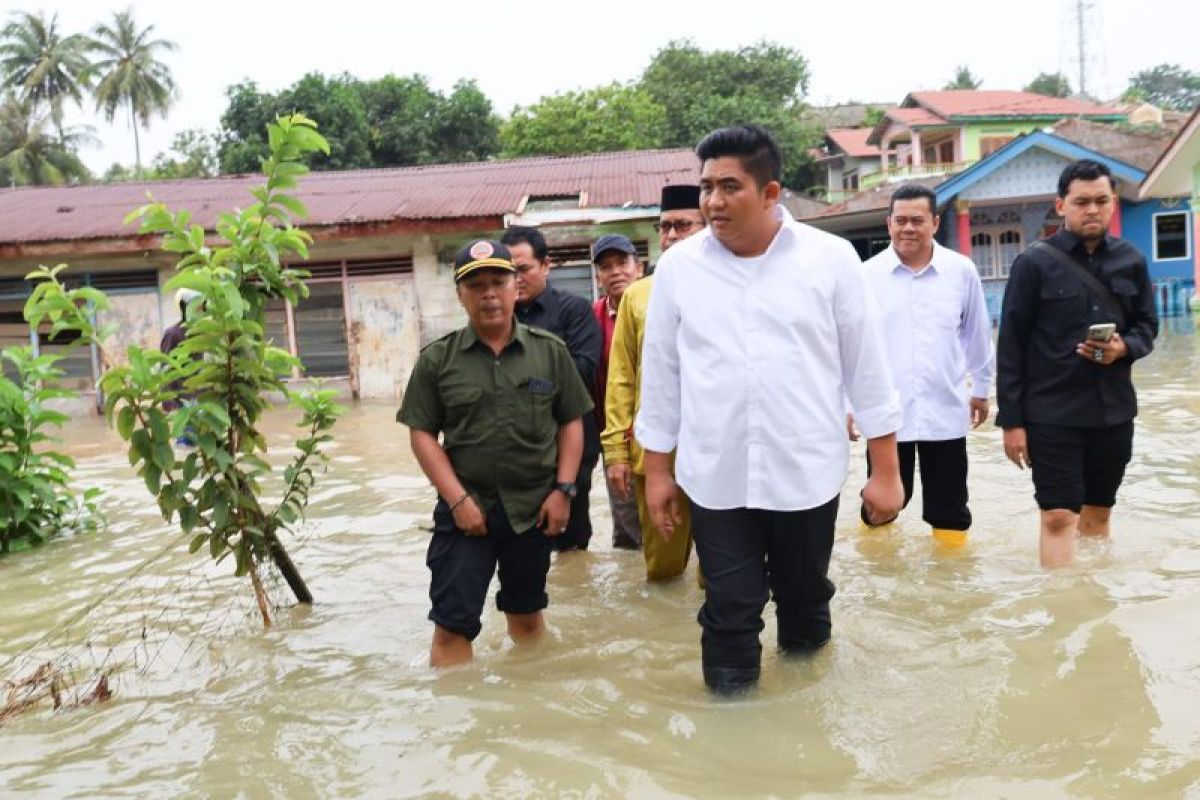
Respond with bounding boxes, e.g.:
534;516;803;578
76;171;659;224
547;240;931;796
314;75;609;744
553;481;578;498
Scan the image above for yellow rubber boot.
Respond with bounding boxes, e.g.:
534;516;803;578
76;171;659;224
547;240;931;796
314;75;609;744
931;528;968;547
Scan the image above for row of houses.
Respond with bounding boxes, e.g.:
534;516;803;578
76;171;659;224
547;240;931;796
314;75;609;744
0;91;1196;413
809;102;1197;320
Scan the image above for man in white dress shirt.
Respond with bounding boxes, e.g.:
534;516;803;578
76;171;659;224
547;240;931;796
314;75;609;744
854;184;994;546
635;125;905;694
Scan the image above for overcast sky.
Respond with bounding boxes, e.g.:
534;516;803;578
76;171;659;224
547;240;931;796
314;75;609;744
4;0;1196;173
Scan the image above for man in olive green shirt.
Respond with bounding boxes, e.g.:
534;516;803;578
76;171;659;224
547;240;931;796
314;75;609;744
399;239;593;667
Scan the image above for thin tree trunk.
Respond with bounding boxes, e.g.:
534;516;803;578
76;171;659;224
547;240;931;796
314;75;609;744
249;561;272;629
267;531;313;604
129;100;141;179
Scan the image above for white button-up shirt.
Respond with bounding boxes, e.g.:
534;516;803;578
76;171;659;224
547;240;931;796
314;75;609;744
861;242;994;442
635;206;902;512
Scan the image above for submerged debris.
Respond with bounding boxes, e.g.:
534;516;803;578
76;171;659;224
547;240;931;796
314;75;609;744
1;661;113;726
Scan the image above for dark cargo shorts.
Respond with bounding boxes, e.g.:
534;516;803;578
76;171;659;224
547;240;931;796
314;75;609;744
426;499;552;641
1026;421;1134;512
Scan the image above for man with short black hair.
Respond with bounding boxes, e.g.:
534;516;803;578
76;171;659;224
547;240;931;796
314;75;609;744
997;159;1158;568
590;233;645;549
854;183;994;547
398;239;592;666
602;184;706;580
501;226;603;552
637;125;904;692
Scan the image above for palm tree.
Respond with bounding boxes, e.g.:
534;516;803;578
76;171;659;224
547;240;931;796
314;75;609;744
88;8;176;177
0;92;93;186
0;11;91;143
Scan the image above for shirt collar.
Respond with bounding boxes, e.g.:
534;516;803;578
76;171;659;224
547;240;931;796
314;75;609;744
519;285;553;313
461;319;525;351
703;204;800;257
887;241;943;276
1057;227;1110;257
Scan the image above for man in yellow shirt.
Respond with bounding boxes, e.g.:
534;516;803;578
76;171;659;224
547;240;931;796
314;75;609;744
602;184;705;579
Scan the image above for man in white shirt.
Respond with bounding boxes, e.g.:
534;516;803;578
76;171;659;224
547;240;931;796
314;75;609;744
854;184;994;546
636;125;904;694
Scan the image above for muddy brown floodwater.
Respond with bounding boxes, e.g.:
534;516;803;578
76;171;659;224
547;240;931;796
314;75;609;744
2;320;1199;798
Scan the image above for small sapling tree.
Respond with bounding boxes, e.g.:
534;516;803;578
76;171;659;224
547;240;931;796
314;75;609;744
26;114;342;625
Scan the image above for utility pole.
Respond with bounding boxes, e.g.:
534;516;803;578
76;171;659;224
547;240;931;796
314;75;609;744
1076;0;1089;98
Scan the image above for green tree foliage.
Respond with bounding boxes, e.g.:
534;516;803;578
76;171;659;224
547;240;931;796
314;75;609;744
0;10;91;143
0;92;92;185
436;79;501;163
0;267;105;554
107;129;218;183
28;114;343;626
863;105;887;127
149;128;217;179
639;40;819;188
500;82;666;157
944;65;983;90
219;73;500;174
1125;63;1200;111
88;7;177;177
1025;72;1072;98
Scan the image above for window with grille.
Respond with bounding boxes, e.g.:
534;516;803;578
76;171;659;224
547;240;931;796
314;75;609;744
971;227;1022;279
293;282;349;377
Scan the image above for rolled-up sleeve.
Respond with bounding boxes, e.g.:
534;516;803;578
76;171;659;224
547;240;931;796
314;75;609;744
835;249;902;439
634;256;681;454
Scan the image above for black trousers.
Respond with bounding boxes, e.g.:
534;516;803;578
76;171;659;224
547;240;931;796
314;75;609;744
690;496;839;691
552;450;599;552
864;438;971;531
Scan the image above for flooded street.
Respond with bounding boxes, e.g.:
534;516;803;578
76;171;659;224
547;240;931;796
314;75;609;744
2;322;1199;798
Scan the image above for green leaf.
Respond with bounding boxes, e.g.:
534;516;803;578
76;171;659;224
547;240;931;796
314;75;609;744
143;464;162;496
117;405;136;439
152;441;175;473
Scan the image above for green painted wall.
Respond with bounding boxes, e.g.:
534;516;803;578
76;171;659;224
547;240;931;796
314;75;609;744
962;122;1043;161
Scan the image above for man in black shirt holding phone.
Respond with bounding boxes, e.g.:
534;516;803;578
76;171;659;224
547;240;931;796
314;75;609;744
997;159;1158;568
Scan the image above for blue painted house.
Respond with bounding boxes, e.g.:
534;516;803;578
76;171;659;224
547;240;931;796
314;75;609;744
934;129;1193;319
805;119;1194;321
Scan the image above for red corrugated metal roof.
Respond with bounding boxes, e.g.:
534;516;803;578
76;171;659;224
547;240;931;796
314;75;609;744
0;148;701;246
887;107;948;127
826;128;882;158
909;90;1122;119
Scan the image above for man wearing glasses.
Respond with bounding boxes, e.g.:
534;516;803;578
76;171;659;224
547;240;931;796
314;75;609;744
601;184;705;580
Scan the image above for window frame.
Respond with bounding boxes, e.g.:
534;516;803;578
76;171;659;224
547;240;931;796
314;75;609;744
1152;210;1191;262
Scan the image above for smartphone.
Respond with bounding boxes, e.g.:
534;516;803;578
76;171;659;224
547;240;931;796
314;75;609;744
1087;322;1116;342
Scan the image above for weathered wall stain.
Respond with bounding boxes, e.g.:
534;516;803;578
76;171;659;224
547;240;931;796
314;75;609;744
348;277;420;401
97;290;163;370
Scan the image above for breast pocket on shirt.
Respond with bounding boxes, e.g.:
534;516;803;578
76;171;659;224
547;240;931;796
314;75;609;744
516;377;557;447
929;290;964;329
1038;280;1085;349
442;384;484;443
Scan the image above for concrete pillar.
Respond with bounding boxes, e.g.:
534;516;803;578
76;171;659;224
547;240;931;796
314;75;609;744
412;235;465;345
956;199;972;256
911;130;923;167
